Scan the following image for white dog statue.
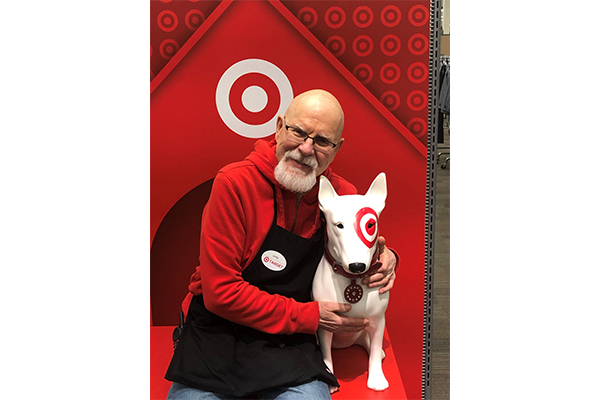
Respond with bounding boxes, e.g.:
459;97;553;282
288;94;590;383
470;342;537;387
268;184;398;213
313;172;390;392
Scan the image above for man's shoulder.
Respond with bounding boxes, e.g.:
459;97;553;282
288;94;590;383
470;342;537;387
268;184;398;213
216;159;269;189
219;159;255;175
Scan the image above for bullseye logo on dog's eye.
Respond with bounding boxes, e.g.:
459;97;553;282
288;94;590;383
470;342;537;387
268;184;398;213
216;59;294;138
355;207;378;248
261;250;287;272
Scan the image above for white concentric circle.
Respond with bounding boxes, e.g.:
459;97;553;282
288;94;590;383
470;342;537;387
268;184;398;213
216;59;294;138
242;86;268;112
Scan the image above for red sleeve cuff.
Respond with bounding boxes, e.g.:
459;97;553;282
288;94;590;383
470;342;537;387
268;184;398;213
388;247;400;267
295;301;320;334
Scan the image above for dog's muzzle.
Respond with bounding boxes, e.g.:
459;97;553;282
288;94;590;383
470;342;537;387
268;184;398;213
349;262;367;273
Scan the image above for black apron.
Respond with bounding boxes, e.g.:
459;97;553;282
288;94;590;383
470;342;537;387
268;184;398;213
165;199;338;397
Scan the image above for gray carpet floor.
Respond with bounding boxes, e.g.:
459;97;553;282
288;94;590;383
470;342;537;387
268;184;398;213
431;123;450;400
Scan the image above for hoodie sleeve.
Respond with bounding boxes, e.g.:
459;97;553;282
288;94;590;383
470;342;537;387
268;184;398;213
195;170;320;335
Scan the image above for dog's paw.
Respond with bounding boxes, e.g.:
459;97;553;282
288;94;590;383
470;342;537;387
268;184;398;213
329;384;340;394
367;375;389;392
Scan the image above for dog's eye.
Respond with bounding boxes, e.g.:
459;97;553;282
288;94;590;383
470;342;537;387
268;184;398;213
336;223;344;229
367;222;375;229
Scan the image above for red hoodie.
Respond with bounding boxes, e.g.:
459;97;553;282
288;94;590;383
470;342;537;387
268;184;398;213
187;139;357;335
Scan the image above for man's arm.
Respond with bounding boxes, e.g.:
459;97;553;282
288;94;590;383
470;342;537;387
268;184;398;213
361;236;399;294
197;172;320;335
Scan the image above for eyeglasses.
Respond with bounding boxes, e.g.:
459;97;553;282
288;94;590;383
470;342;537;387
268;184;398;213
284;117;338;151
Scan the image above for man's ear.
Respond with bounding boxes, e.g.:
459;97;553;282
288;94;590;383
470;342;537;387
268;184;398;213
275;115;285;141
333;137;344;154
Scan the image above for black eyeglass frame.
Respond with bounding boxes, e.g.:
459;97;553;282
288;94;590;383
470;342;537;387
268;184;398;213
283;117;338;149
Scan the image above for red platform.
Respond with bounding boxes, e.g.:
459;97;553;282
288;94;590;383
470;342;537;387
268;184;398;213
151;325;407;400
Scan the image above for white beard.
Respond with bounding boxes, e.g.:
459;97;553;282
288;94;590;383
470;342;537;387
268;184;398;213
274;149;318;194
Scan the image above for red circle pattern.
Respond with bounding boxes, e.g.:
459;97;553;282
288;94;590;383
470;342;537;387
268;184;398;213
380;5;401;27
326;36;346;57
381;91;400;111
353;35;373;57
380;34;401;56
408;117;426;137
151;1;431;145
297;7;318;29
407;90;427;111
185;10;204;31
158;10;178;32
353;63;373;85
159;39;180;60
408;33;428;55
380;63;400;84
407;62;428;83
352;63;373;85
325;6;346;29
408;4;429;27
353;6;374;28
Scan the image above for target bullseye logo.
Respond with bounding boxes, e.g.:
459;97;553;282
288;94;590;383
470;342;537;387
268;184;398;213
408;117;426;137
158;10;178;32
297;7;318;29
216;59;294;139
408;62;428;83
353;63;373;85
355;207;379;248
326;35;346;57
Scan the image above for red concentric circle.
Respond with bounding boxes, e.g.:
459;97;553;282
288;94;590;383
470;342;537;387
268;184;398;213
408;4;429;26
380;34;401;56
381;5;401;27
326;36;346;57
407;90;427;111
380;91;400;111
353;6;373;28
228;73;281;126
297;7;318;29
353;63;373;85
408;117;427;138
407;62;428;83
355;207;378;248
185;10;204;31
380;63;401;84
159;39;180;60
408;33;428;55
157;10;178;32
325;6;346;29
353;35;373;57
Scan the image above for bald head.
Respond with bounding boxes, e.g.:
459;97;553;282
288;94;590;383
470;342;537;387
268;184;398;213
284;89;345;139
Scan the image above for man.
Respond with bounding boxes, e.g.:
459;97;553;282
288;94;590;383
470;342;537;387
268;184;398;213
165;89;398;399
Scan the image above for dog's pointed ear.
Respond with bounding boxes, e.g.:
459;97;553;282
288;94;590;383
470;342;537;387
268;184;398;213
366;173;387;209
318;175;338;211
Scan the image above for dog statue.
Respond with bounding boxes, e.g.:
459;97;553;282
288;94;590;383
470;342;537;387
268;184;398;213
313;172;390;392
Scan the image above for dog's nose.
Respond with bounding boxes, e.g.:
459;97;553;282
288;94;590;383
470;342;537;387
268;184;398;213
349;263;366;273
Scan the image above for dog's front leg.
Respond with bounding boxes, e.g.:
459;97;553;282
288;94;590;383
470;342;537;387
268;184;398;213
317;328;338;393
365;316;389;391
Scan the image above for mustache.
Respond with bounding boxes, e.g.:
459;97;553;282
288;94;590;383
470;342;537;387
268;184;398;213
285;149;318;169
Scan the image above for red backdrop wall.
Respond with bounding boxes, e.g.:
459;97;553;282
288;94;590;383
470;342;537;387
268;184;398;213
150;1;430;398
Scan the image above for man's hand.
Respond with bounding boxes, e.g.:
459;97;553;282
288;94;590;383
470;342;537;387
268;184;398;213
361;236;398;294
318;302;370;332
